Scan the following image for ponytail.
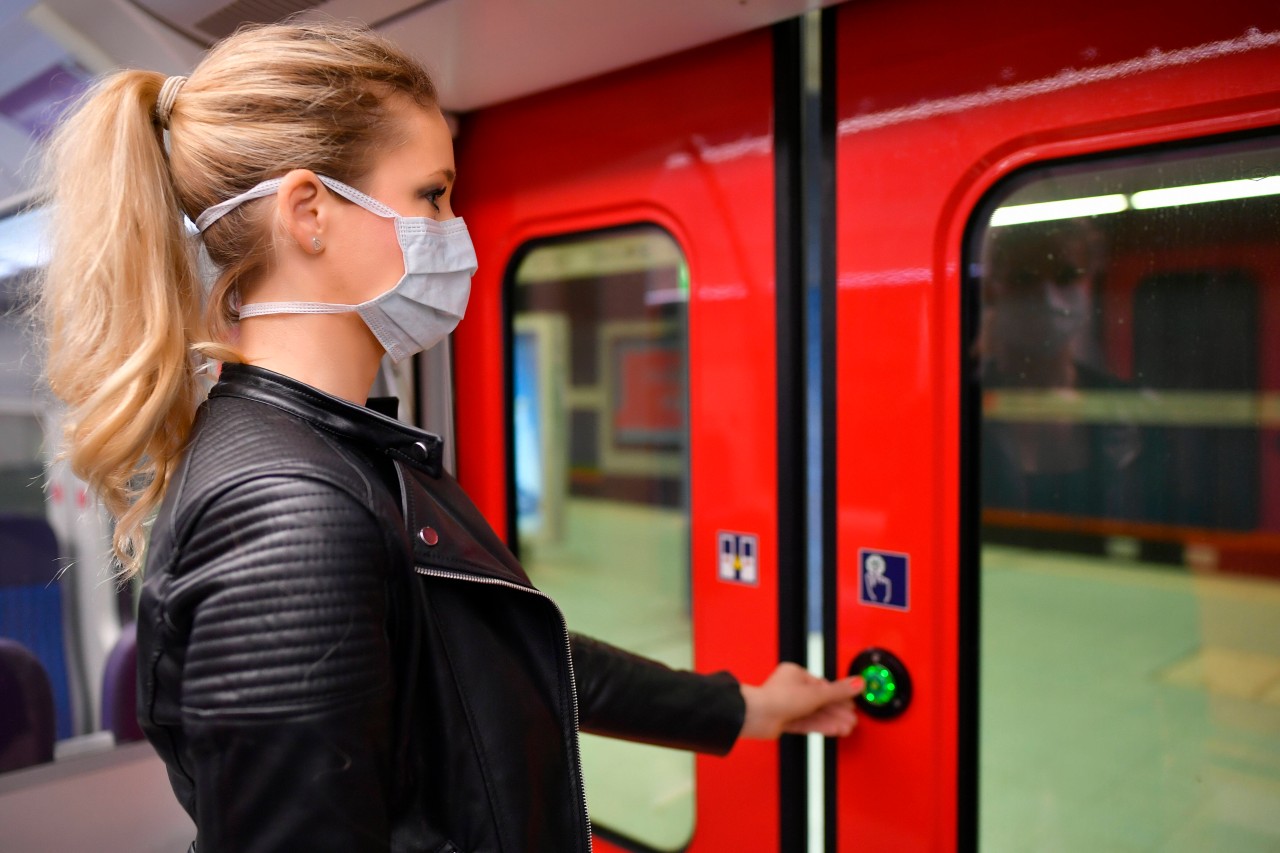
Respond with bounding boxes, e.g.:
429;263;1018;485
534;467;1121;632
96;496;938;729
39;70;206;577
38;22;438;578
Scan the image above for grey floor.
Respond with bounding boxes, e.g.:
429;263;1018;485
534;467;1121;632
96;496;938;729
981;545;1280;852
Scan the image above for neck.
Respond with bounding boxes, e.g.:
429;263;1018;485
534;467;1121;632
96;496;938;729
236;313;384;404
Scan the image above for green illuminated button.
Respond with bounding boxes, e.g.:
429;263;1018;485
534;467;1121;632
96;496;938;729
860;665;898;707
849;647;911;719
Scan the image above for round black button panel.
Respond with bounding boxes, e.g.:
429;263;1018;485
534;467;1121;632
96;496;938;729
848;646;913;720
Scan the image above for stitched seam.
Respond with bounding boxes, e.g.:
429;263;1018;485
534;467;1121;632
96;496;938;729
182;680;390;719
178;513;383;571
148;613;194;789
237;393;393;454
163;411;203;563
180;471;384;561
215;381;438;448
549;605;579;843
316;432;380;508
416;553;530;584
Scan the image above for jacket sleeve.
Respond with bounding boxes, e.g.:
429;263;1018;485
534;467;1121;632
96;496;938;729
170;475;398;853
569;633;745;756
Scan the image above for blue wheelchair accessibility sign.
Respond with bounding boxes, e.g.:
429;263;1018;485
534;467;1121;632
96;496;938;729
858;549;909;611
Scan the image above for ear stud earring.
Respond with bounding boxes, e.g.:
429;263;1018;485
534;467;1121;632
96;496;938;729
312;236;323;252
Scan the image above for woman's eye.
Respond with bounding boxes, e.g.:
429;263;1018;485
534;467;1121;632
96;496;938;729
421;188;446;209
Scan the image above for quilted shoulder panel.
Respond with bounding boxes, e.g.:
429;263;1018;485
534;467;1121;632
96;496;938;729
154;396;402;718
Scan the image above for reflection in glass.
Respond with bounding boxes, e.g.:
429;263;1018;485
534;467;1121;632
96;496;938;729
973;137;1280;851
510;226;693;851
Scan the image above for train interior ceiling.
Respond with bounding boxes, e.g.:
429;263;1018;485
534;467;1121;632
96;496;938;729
4;1;1280;852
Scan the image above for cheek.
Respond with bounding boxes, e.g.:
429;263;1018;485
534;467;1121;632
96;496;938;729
347;221;404;292
326;218;405;303
375;227;404;271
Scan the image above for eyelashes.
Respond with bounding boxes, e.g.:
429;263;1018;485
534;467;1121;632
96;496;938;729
420;186;447;210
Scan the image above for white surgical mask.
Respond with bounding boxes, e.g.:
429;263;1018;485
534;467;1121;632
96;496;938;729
195;174;478;363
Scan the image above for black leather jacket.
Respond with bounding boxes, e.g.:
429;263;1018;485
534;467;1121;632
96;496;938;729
137;363;745;853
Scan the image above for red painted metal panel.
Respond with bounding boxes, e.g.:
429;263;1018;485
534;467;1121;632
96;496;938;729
453;31;782;849
833;1;1280;850
592;839;631;853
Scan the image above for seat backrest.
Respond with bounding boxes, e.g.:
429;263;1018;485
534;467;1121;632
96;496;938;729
0;637;56;772
0;513;73;739
101;621;142;743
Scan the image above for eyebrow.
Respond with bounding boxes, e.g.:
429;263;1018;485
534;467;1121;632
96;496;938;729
438;168;456;184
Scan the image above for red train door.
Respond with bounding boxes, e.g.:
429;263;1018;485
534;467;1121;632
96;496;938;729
451;28;800;852
832;1;1280;850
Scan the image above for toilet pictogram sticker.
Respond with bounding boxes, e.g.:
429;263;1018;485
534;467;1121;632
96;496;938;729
718;531;758;585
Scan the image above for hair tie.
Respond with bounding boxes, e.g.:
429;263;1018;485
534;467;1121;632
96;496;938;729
156;75;187;129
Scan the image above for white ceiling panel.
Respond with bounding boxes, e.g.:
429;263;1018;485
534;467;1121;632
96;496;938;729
382;0;835;110
28;0;838;111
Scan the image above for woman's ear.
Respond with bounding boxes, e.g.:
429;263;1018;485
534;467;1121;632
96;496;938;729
275;169;326;254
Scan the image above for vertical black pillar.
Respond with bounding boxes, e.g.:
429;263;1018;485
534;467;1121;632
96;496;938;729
775;8;837;852
958;209;984;853
809;10;838;853
773;15;809;852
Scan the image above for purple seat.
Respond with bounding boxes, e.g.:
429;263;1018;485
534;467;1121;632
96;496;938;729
0;637;56;772
101;622;143;743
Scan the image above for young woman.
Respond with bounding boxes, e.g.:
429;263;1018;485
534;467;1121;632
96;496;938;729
39;21;858;852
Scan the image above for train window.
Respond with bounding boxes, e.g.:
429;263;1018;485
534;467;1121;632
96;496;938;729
968;134;1280;850
508;225;693;851
1;203;128;768
0;207;47;516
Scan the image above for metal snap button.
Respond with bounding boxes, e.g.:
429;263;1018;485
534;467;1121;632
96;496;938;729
418;526;439;546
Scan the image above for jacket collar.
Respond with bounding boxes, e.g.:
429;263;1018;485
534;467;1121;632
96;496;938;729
212;363;534;589
210;362;444;477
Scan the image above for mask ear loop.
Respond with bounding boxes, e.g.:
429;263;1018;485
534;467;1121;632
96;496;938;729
315;175;401;219
193;174;404;233
195;178;286;231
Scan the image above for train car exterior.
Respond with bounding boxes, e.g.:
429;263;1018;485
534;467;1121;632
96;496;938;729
453;1;1280;849
831;2;1280;849
1;0;1279;849
454;28;783;853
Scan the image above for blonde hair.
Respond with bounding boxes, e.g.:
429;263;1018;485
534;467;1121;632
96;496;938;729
39;21;438;576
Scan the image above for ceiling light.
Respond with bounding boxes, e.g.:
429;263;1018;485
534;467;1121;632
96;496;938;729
1130;175;1280;209
990;194;1128;227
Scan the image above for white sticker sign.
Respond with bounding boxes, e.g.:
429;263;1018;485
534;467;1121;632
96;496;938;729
717;531;759;585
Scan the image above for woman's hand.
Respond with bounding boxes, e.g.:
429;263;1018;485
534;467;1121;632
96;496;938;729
739;662;863;739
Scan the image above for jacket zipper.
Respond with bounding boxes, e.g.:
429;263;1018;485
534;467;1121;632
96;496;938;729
415;566;592;853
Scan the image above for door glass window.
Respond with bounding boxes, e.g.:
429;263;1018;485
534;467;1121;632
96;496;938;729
969;136;1280;851
1;204;128;761
0;207;48;517
508;225;693;851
